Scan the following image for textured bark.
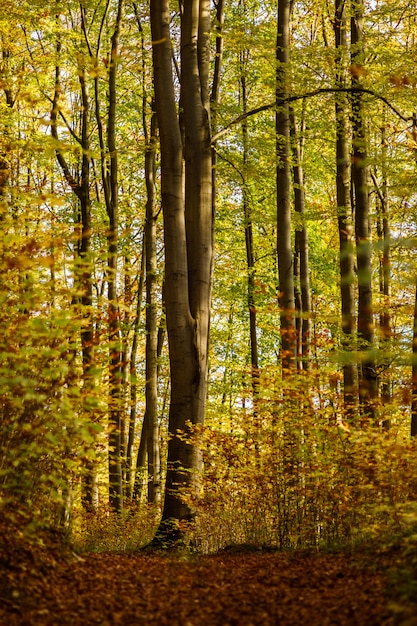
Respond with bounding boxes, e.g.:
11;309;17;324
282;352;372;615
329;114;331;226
335;0;357;418
351;0;378;420
150;0;212;543
276;0;296;370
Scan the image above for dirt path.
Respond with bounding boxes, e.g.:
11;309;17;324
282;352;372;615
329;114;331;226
2;548;413;625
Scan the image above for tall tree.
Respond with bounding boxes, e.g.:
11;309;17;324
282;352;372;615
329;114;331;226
351;0;378;420
150;0;213;544
412;281;417;438
276;0;296;370
289;107;311;369
80;0;125;512
144;107;161;505
51;23;98;511
240;45;260;401
334;0;357;417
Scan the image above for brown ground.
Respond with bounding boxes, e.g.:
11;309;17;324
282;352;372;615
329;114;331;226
1;538;416;626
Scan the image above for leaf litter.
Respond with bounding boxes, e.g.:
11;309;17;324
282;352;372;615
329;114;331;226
1;533;416;626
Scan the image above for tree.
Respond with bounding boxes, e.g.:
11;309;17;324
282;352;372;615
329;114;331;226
334;0;357;418
276;0;296;370
51;16;99;511
149;0;213;544
351;0;378;420
289;106;311;369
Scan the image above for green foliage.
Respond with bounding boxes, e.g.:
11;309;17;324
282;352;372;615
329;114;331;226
0;211;103;531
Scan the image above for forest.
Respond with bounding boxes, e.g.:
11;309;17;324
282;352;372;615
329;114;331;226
1;0;417;622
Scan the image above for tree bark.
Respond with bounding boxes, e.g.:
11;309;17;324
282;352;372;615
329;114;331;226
276;0;296;370
240;49;260;400
105;0;124;514
412;281;417;438
372;124;391;429
51;34;98;512
351;0;378;421
335;0;358;419
144;109;161;505
150;0;212;545
289;107;311;369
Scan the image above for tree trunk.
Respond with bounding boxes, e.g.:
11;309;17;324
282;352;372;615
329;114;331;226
51;35;98;512
351;0;378;421
145;109;161;505
276;0;296;371
0;63;13;200
289;107;311;369
335;0;358;419
150;0;212;545
372;122;391;429
105;0;125;514
240;50;260;400
412;281;417;438
125;238;145;499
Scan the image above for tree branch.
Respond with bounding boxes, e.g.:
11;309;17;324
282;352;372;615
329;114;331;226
211;86;412;144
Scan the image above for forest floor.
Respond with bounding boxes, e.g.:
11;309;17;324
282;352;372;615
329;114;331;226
1;532;417;626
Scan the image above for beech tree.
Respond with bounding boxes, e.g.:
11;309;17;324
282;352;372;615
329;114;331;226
334;0;357;417
149;0;213;543
276;0;296;370
351;0;378;419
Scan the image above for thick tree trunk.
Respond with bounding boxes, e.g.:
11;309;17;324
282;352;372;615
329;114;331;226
335;0;357;419
351;0;378;421
276;0;296;370
150;0;212;545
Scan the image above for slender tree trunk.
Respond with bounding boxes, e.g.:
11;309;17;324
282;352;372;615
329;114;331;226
51;36;98;512
150;0;213;544
80;0;125;511
145;109;161;505
289;107;311;369
412;281;417;438
240;51;260;400
372;121;391;428
276;0;296;370
125;238;145;499
105;0;124;513
0;62;13;200
335;0;357;419
351;0;378;421
411;114;417;438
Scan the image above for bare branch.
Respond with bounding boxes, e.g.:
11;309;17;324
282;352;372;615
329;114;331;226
212;86;412;144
